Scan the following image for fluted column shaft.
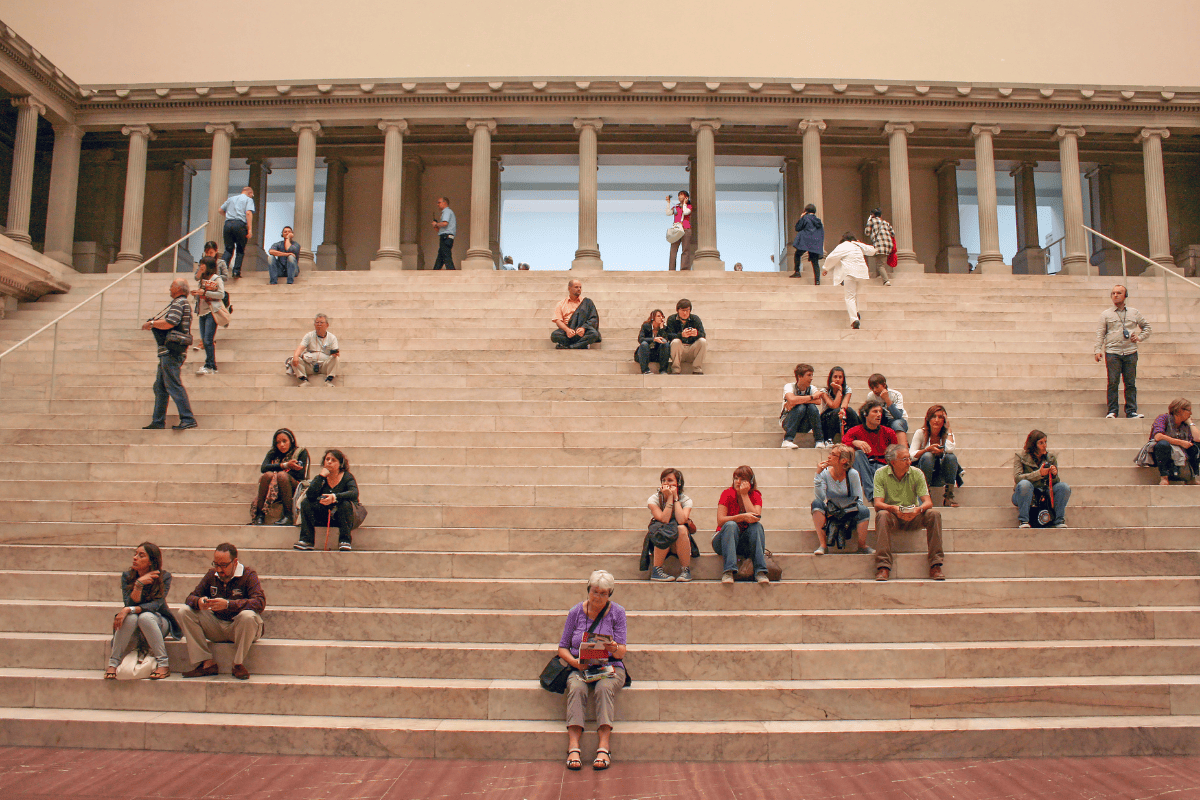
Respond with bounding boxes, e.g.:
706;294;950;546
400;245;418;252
690;119;724;270
291;121;320;269
205;124;235;244
971;125;1005;272
246;157;270;245
490;157;502;264
1138;128;1174;268
462;119;496;270
858;159;881;222
400;156;424;269
798;120;825;216
43;122;82;266
6;98;45;245
372;120;407;269
1055;127;1088;273
114;124;153;265
572;118;603;270
885;122;918;269
934;159;968;274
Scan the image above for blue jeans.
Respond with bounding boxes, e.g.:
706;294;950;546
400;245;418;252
635;341;670;373
270;254;298;284
151;352;195;426
882;404;908;434
916;452;959;488
1105;352;1137;416
782;404;821;443
198;313;217;370
712;520;766;575
852;452;884;502
1012;479;1071;525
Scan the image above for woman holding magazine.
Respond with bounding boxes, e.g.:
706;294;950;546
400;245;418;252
557;569;628;772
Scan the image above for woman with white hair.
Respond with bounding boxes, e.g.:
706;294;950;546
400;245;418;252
557;569;628;771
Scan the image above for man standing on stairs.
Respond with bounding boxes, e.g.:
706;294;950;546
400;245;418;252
1095;284;1150;419
219;187;255;279
142;278;197;431
431;196;457;270
551;279;601;349
178;543;266;681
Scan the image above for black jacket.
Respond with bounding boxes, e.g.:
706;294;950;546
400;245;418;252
665;313;705;345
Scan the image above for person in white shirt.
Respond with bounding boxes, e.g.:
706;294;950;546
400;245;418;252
866;373;909;448
910;404;961;507
289;314;340;386
781;364;827;449
821;233;876;329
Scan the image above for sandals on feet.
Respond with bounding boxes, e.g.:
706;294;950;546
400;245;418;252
566;748;582;771
593;748;611;771
942;493;959;508
150;667;170;680
104;667;117;680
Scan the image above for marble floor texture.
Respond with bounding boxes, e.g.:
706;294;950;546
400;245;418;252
0;747;1198;799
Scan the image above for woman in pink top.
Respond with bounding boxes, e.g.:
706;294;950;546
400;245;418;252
667;190;693;271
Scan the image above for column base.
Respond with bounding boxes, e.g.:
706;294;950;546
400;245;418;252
400;243;423;270
461;248;496;270
370;248;404;271
934;245;969;274
1058;254;1090;276
974;252;1011;275
298;249;316;272
7;231;31;246
891;250;922;274
571;250;603;270
1149;255;1179;275
1011;247;1047;275
691;250;725;271
316;243;346;271
109;252;143;273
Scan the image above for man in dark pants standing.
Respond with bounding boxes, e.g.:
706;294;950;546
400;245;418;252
1095;284;1150;419
220;187;255;278
142;278;197;431
431;196;457;270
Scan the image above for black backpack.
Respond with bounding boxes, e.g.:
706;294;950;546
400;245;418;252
824;496;859;549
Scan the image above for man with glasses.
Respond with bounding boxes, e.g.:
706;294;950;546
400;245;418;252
1095;284;1150;419
178;543;266;680
872;444;944;583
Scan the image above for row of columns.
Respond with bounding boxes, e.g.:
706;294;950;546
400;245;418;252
0;99;1182;274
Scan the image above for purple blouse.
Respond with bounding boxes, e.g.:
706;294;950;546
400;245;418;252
558;600;627;666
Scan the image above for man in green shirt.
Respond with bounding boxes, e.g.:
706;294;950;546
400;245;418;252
872;444;944;582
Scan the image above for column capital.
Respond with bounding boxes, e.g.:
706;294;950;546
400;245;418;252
1136;127;1169;143
466;118;496;133
573;118;603;132
1054;126;1086;141
325;155;348;173
1084;163;1112;180
1009;160;1038;177
204;123;237;137
378;119;408;134
884;122;915;136
170;160;198;177
245;155;272;171
291;121;322;135
970;124;1001;138
690;118;722;133
797;119;825;134
11;96;45;115
51;122;83;140
404;154;425;172
935;159;961;175
858;157;881;173
121;124;155;140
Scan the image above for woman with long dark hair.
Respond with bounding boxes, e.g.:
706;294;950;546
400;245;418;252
105;542;179;680
634;309;670;374
1012;430;1072;528
666;190;693;271
818;366;859;447
250;428;309;526
911;405;962;507
295;449;361;551
189;256;225;375
643;467;695;582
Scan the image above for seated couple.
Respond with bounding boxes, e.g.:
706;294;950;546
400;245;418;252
634;299;706;374
781;365;858;448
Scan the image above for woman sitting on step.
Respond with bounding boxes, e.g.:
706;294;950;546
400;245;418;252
640;468;698;582
295;449;361;551
1137;397;1200;485
811;444;873;556
1012;430;1072;528
250;428;309;526
910;405;963;508
558;569;628;771
104;542;181;680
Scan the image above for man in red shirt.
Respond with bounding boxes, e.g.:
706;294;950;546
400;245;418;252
841;400;897;502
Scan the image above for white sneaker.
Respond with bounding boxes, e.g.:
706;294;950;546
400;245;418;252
813;546;825;556
1105;413;1117;419
1018;522;1031;528
883;280;892;286
195;367;211;375
1129;413;1145;419
780;440;799;449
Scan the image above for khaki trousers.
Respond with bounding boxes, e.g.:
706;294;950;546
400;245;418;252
874;509;944;572
870;253;892;282
296;352;338;383
565;665;626;729
669;338;706;374
177;605;263;666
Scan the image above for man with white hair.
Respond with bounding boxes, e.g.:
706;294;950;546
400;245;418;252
141;278;197;430
289;314;340;386
872;443;944;582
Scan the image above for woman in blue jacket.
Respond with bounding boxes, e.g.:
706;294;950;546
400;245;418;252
792;204;824;284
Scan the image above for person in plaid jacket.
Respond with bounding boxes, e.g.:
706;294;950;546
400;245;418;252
864;208;895;286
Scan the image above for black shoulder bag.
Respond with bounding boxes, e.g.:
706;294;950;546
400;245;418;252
539;603;609;694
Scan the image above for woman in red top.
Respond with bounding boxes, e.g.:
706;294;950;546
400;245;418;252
713;466;768;584
667;190;693;271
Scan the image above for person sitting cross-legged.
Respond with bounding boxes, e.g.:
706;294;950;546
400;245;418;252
841;399;898;503
872;444;945;582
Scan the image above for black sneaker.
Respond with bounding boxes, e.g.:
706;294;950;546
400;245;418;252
249;513;265;526
142;423;165;430
274;514;293;526
172;422;198;430
293;541;314;551
851;319;860;329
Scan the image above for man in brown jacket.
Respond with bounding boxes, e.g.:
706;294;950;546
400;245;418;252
178;542;266;680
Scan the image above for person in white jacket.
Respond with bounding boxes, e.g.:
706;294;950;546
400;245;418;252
821;233;876;329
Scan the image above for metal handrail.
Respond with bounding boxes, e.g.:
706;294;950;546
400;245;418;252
0;222;208;406
1083;224;1200;334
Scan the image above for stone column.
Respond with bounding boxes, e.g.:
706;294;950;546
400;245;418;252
370;119;407;270
970;125;1007;273
400;155;424;269
317;155;347;270
859;158;881;224
783;156;801;271
1087;164;1122;274
291;121;321;270
490;156;503;265
690;119;724;271
165;160;195;271
798;120;825;218
1137;127;1175;270
43;122;82;267
687;155;697;218
5;97;45;245
934;160;968;274
112;124;154;268
1055;127;1088;274
572;118;603;270
462;119;497;270
204;124;235;246
244;156;271;273
884;122;918;270
1010;161;1044;274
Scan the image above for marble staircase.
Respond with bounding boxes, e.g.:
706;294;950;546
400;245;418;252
0;269;1197;761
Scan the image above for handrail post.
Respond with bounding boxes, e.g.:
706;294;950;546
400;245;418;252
1121;250;1127;279
96;291;105;354
1164;266;1172;333
48;322;58;409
